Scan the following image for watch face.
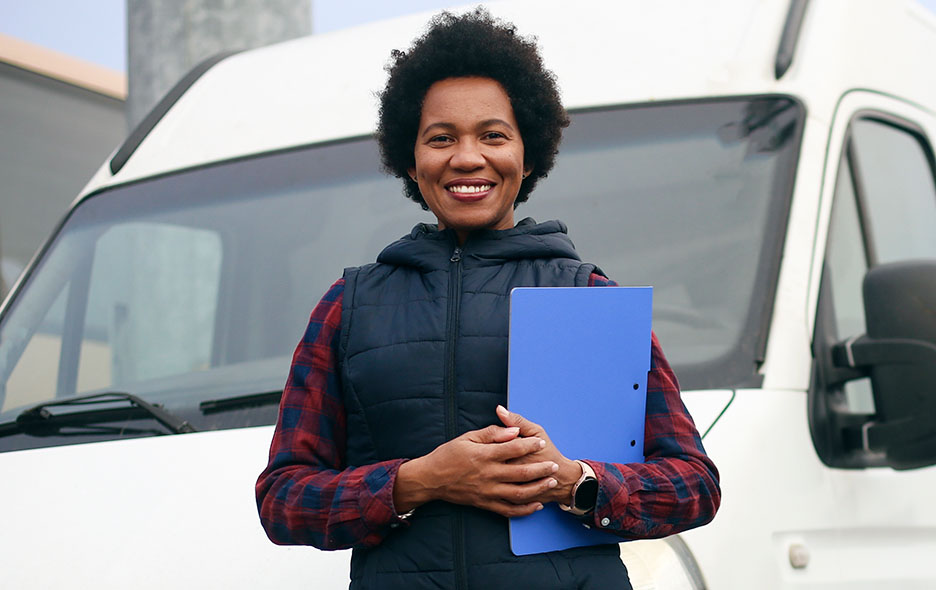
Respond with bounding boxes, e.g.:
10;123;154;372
574;478;599;511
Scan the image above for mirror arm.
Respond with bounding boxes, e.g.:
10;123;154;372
832;335;936;370
841;416;935;454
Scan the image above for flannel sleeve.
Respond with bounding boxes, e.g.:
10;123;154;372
583;273;721;538
255;278;407;550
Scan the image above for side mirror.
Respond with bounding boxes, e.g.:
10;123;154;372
832;260;936;470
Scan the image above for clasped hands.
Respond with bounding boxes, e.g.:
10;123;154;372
393;405;584;518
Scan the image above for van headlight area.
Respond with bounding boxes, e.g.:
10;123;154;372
620;536;706;590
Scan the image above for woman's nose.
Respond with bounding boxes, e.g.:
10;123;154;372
449;140;485;170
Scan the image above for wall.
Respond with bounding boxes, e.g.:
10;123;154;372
0;34;126;298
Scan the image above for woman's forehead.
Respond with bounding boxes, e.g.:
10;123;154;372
419;77;517;128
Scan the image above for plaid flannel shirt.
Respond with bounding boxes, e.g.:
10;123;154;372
256;274;720;549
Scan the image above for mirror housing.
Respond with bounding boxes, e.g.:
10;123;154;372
832;260;936;470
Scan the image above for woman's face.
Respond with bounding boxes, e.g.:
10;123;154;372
409;77;531;243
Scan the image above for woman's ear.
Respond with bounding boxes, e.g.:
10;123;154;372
407;168;417;182
523;166;533;179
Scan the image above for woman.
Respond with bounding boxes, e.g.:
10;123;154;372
256;9;720;589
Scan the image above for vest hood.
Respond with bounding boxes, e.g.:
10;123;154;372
376;218;581;272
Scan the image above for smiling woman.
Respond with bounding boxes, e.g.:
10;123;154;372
255;8;720;590
375;7;569;211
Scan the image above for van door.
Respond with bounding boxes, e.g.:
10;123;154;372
809;91;936;588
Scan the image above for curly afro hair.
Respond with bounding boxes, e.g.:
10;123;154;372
376;7;570;210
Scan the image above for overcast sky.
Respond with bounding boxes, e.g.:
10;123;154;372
1;0;935;72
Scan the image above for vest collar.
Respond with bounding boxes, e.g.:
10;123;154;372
376;218;581;271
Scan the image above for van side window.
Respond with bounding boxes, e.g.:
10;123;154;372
815;114;936;464
849;119;936;263
824;155;873;412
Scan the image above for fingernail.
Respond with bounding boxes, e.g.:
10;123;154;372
548;478;558;488
497;405;508;414
507;427;519;435
551;462;559;472
535;504;544;511
538;439;546;449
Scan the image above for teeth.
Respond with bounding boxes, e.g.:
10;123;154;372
449;184;492;194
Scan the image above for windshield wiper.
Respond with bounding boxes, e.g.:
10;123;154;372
6;392;197;437
198;390;282;414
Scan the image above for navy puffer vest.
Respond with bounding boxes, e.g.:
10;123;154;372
339;219;630;590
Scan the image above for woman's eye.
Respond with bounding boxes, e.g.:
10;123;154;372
428;135;453;144
484;132;507;140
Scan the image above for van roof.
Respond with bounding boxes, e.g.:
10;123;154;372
89;0;936;194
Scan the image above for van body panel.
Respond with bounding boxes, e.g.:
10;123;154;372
680;389;734;435
684;389;936;588
757;112;829;391
683;388;839;588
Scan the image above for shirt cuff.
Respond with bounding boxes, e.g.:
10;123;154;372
582;459;634;533
357;458;408;532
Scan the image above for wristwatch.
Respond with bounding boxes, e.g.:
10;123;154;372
559;460;598;516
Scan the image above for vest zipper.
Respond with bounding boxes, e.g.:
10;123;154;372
446;245;468;590
445;245;462;441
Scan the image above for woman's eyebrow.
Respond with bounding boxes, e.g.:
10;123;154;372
421;122;456;137
477;118;515;131
421;119;516;137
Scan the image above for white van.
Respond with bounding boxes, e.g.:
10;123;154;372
2;0;935;587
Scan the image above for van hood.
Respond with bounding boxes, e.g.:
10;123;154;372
0;426;350;588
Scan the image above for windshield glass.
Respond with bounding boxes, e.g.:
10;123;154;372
0;97;802;451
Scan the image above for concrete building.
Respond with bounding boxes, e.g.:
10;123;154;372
0;34;127;298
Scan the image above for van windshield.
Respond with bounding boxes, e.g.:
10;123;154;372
0;97;801;451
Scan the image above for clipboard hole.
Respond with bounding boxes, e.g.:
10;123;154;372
633;383;639;390
630;440;636;447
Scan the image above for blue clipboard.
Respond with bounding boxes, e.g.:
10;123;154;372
507;286;652;556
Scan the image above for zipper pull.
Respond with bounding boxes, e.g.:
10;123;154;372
450;247;462;263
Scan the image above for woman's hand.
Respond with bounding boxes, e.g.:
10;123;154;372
393;423;560;518
495;405;584;506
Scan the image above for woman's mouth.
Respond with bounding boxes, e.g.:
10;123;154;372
445;180;495;201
